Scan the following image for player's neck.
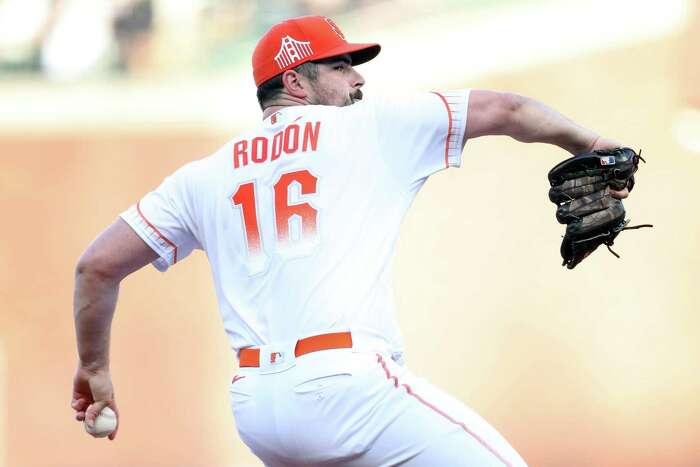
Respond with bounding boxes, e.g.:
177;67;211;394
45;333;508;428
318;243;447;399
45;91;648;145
262;96;313;119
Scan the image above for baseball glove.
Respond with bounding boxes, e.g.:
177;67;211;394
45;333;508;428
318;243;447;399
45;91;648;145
548;147;652;269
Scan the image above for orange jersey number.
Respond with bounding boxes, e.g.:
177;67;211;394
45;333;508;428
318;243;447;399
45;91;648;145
232;169;319;274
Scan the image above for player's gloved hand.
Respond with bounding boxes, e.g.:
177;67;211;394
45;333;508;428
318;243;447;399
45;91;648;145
548;145;652;269
71;364;120;440
589;138;630;199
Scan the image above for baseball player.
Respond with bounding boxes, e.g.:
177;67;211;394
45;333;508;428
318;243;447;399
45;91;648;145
71;15;630;466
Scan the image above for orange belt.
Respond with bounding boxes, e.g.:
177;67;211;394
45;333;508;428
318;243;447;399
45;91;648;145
238;331;353;368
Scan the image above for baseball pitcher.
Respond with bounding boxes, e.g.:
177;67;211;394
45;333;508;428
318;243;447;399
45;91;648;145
71;16;638;466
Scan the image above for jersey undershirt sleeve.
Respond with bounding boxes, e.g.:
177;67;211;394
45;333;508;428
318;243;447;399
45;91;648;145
373;90;470;187
120;162;202;272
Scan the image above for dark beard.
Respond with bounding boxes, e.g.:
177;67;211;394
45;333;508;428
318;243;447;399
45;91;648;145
349;89;363;105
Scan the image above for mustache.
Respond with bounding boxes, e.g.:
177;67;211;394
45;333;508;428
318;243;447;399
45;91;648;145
351;89;363;101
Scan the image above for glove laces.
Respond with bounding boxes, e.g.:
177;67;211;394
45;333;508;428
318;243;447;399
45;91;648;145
605;220;654;258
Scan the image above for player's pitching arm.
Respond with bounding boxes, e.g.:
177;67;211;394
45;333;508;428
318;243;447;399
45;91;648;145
465;90;629;198
72;218;159;440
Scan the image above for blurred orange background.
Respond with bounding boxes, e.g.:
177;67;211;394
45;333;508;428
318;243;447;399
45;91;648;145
1;0;699;466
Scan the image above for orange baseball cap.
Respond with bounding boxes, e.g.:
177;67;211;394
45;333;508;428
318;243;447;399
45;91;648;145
252;16;381;86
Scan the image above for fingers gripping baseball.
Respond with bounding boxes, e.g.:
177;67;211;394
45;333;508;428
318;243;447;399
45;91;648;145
71;365;119;440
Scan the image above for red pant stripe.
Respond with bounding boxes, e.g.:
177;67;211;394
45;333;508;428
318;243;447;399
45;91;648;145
376;354;512;467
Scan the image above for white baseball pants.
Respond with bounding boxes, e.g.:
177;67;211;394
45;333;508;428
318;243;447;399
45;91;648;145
229;347;528;466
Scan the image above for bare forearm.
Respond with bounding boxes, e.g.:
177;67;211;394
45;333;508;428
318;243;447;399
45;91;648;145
70;220;157;436
507;95;599;154
73;269;120;370
72;219;158;372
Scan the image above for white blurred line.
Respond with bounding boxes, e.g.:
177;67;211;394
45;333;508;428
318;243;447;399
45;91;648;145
0;0;689;132
369;0;689;90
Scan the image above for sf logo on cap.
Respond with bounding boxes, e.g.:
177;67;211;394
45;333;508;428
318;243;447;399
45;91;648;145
275;35;313;69
325;17;345;40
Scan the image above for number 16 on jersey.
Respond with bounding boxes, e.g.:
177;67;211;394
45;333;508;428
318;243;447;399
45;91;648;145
232;169;320;275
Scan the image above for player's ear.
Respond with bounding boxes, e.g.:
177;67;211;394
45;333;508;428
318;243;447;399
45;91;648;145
281;70;310;99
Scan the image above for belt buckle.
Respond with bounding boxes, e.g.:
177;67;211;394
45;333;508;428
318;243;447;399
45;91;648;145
258;341;297;374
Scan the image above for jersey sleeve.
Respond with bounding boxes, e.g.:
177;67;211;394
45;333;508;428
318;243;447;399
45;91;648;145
373;90;470;187
119;163;202;272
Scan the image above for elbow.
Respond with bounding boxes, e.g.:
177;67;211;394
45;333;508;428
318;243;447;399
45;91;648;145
502;93;539;142
501;92;527;128
486;92;527;136
75;249;121;283
467;90;527;139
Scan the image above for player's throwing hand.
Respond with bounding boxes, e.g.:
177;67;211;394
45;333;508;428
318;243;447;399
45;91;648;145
71;364;119;440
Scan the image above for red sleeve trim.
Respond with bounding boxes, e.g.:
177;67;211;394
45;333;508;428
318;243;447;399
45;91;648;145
136;201;178;264
431;91;454;169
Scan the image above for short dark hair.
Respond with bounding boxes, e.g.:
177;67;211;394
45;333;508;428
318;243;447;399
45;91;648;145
256;61;319;110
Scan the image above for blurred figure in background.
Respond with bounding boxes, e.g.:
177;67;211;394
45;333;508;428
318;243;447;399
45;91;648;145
0;0;389;78
40;0;113;80
112;0;154;73
0;0;155;79
0;0;56;72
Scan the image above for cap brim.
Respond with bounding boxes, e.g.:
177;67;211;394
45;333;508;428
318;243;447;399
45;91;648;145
316;43;381;66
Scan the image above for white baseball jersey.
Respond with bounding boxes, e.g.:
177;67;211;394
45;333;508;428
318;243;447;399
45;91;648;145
120;90;470;355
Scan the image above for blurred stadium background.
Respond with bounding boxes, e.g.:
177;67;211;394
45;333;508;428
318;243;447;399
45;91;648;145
1;0;699;466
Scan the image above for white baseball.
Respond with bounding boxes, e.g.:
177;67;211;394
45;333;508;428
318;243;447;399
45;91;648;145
84;406;117;438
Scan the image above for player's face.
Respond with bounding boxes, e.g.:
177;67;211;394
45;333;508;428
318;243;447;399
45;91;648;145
307;55;365;107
